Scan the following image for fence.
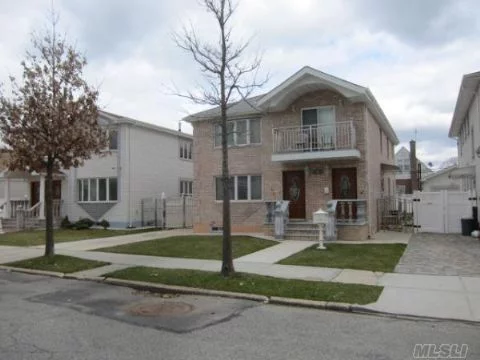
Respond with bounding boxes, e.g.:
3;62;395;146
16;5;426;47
377;195;414;232
141;195;193;229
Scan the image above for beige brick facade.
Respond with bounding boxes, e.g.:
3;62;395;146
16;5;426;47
192;89;396;239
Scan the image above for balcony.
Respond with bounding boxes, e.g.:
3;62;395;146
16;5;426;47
272;121;360;162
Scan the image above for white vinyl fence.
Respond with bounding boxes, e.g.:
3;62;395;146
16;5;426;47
141;195;193;229
413;190;475;233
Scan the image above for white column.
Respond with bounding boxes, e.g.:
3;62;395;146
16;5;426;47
39;175;45;219
4;178;10;218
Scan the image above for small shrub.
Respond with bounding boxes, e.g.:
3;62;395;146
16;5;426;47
73;218;95;230
98;219;110;230
61;216;71;229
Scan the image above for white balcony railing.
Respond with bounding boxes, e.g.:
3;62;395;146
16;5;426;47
335;199;367;225
273;121;356;154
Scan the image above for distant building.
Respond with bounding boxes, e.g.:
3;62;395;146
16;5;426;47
421;166;462;192
395;145;433;194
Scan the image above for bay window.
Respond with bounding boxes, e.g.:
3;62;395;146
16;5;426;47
78;177;118;202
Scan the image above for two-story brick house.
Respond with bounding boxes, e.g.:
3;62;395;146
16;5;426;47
186;66;398;240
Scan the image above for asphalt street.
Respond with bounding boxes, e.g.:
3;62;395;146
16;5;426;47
1;269;479;360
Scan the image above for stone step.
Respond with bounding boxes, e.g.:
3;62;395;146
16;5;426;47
283;234;317;241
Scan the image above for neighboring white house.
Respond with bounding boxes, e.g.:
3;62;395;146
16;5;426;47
421;166;463;192
395;146;432;194
448;71;480;196
0;111;193;228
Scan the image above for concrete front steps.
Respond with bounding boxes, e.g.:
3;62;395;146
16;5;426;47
264;220;370;241
0;218;61;233
264;221;319;241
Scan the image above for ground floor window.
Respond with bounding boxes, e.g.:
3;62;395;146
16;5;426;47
215;175;262;201
180;180;193;196
78;177;118;202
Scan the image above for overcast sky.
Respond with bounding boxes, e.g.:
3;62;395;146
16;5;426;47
1;0;479;167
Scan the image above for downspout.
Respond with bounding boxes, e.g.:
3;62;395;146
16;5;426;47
127;124;132;228
364;104;373;238
476;88;479;209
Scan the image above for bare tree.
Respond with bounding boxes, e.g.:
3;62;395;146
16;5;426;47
174;0;267;276
0;14;107;257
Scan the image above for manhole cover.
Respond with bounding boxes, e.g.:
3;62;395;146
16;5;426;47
126;301;194;316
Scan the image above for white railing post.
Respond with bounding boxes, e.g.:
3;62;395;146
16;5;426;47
309;125;313;151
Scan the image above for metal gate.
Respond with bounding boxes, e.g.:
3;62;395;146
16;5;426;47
141;195;193;229
413;191;474;233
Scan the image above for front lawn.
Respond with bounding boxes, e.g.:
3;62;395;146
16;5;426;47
96;235;277;260
106;267;382;305
278;244;407;273
5;255;109;273
0;228;158;247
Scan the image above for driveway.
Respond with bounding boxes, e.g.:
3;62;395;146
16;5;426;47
394;233;480;276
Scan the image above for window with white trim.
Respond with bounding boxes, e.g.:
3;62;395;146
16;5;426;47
215;175;262;201
109;129;118;150
180;141;193;160
180;180;193;196
214;119;261;147
77;178;118;202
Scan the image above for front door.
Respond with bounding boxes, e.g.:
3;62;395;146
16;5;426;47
283;170;306;219
30;180;62;205
332;168;357;199
30;182;40;205
332;168;358;219
53;180;62;200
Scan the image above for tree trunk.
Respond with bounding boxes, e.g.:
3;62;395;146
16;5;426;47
220;104;234;276
221;116;234;277
44;162;55;257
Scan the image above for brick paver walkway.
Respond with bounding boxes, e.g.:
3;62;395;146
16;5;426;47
394;233;480;276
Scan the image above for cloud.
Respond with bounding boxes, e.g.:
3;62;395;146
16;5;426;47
0;0;478;164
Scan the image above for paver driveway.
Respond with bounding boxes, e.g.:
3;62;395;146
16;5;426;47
394;233;480;276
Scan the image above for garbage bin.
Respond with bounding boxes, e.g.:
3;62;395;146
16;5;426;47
461;218;476;236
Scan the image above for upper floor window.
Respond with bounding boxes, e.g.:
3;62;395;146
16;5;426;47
180;141;193;160
77;177;118;202
109;129;118;150
214;118;261;147
301;106;335;127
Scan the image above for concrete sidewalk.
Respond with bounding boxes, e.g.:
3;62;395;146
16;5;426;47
53;247;480;322
30;228;194;251
2;230;479;322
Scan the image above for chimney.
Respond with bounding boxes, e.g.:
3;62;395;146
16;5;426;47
410;140;418;193
178;121;182;132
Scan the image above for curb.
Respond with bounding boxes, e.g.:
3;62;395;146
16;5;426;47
2;267;479;325
103;277;270;303
0;265;65;278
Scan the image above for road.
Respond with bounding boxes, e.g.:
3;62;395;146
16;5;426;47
1;270;479;360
